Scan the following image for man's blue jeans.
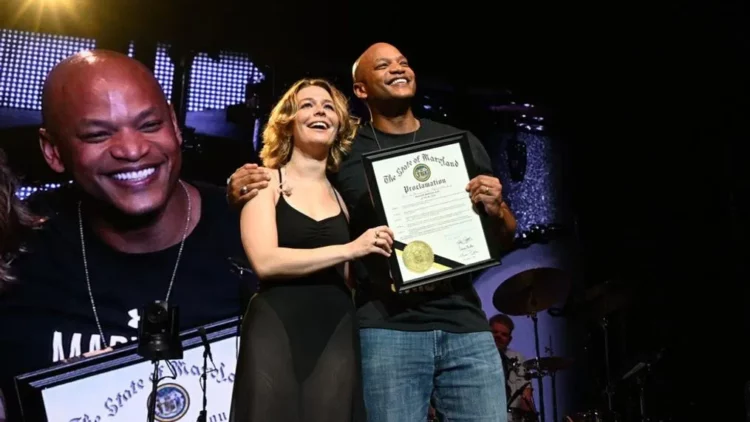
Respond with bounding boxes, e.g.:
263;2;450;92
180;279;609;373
360;328;507;421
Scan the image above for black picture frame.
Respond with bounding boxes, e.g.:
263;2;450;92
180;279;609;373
13;317;240;422
361;132;501;292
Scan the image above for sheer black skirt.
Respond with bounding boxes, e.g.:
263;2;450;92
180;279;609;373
230;283;366;422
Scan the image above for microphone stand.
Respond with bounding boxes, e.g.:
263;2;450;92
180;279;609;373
530;312;545;422
197;347;209;422
601;317;614;413
547;336;559;422
636;368;649;422
148;361;160;422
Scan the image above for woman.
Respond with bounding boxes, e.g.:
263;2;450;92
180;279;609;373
230;78;393;421
0;149;40;421
0;149;38;293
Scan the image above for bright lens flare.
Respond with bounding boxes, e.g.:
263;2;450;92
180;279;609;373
6;0;84;31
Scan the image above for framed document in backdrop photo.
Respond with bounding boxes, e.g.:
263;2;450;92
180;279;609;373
362;132;501;292
14;318;240;422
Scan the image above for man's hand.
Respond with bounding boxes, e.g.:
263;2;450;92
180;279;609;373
521;385;534;402
466;175;505;218
467;174;517;250
520;385;536;411
226;164;272;208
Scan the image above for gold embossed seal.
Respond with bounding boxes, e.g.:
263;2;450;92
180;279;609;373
402;240;434;273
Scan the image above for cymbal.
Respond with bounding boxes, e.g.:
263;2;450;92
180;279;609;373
583;280;631;319
492;267;571;316
523;356;574;373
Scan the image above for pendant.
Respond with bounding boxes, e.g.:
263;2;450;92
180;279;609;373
279;182;292;196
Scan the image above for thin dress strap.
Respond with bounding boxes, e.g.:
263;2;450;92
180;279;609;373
330;185;347;223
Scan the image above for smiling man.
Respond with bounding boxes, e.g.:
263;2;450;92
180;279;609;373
0;50;254;420
343;41;516;422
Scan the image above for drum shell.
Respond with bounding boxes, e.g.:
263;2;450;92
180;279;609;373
508;407;537;422
565;409;618;422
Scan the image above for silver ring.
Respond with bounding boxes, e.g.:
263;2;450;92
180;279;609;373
226;176;232;186
240;185;249;195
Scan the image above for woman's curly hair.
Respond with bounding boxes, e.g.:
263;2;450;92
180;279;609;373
0;149;39;290
259;78;359;172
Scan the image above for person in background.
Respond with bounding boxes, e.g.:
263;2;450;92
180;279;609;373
490;314;537;421
0;50;255;421
227;42;518;421
230;78;393;421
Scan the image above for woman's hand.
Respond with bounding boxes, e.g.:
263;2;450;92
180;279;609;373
348;226;394;259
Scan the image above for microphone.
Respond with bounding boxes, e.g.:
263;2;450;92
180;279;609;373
198;327;215;367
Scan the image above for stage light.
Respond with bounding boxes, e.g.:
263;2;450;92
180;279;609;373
188;51;265;112
513;103;544;133
0;30;266;116
0;29;95;110
154;43;265;113
15;181;72;200
490;102;545;134
154;43;175;102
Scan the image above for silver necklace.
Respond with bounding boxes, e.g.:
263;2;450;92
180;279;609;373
370;121;418;150
77;180;192;348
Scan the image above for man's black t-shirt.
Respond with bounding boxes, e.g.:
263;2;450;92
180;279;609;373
0;182;255;421
333;118;495;333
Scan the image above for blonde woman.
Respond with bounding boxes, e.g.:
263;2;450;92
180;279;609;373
230;79;393;421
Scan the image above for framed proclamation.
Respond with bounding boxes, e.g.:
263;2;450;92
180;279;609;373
362;131;501;292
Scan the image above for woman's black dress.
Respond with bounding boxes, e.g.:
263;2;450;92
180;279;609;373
230;170;366;422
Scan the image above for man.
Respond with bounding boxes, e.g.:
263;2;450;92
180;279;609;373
490;314;537;419
227;42;517;421
0;50;255;420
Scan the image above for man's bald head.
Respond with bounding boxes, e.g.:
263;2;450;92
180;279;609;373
38;49;184;217
352;42;416;106
352;42;399;82
41;50;165;133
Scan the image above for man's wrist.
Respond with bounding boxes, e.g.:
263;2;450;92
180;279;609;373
490;200;508;220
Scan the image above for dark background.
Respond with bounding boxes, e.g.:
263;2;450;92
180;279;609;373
2;0;747;419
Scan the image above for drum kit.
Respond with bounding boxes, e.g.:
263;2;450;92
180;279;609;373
492;267;631;422
493;267;572;422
